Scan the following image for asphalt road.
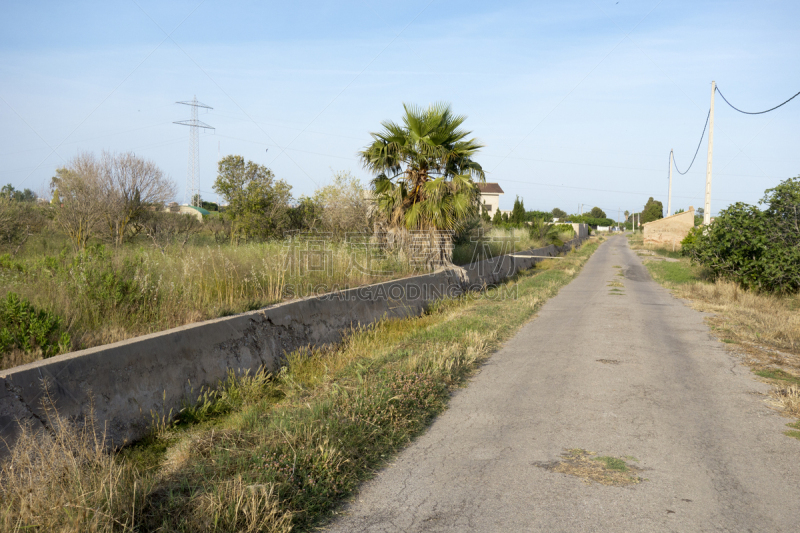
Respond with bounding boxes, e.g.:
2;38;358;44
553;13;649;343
326;235;800;532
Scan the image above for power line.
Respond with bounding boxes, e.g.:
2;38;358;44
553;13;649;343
673;110;710;175
716;86;800;115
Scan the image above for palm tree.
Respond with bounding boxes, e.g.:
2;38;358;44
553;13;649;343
359;103;485;233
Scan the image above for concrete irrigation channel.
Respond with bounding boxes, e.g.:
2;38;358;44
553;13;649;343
0;236;586;456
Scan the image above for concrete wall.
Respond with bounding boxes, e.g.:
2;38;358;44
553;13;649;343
0;237;586;454
571;223;589;240
643;208;695;249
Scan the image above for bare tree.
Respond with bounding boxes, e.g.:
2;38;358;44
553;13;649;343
50;152;176;251
312;171;370;239
51;153;105;252
136;210;202;254
98;151;176;246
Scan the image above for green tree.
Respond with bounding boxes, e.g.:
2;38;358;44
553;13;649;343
492;209;503;224
0;197;44;254
552;207;567;219
640;197;663;224
359;102;485;232
0;184;36;202
589;206;606;219
682;176;800;293
762;175;800;248
287;197;322;232
481;206;491;223
213;155;293;243
526;210;553;222
510;196;526;225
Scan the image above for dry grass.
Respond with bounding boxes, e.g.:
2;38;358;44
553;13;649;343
1;241;415;370
770;385;800;418
184;477;292;533
635;242;800;434
0;398;148;532
534;449;643;486
0;239;601;532
675;280;800;355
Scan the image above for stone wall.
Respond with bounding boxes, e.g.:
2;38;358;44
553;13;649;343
643;208;695;249
0;237;586;454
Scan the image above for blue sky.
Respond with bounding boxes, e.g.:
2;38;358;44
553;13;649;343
1;0;798;217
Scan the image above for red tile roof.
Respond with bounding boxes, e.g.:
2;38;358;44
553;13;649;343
477;183;504;194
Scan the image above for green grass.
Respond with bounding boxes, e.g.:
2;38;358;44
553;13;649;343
755;369;800;386
786;421;800;440
3;240;601;532
593;456;629;472
652;248;683;260
643;257;704;285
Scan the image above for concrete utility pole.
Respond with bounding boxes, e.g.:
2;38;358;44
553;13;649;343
668;149;674;217
703;81;715;225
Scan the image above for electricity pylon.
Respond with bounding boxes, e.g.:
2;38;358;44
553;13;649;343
175;96;214;207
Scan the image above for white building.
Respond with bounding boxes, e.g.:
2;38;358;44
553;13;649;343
477;183;504;216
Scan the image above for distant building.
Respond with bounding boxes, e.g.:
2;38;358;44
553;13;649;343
477;183;504;216
163;202;209;222
642;206;695;249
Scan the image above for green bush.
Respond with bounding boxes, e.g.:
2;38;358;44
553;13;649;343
0;292;70;358
682;177;800;294
567;214;614;227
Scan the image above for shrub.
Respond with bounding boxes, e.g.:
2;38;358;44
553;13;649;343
682;177;800;294
0;292;70;358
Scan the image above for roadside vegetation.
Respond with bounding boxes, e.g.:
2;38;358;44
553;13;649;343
0;105;584;370
0;239;600;532
682;176;800;294
629;228;800;441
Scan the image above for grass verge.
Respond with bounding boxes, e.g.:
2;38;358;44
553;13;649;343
629;235;800;439
0;239;601;532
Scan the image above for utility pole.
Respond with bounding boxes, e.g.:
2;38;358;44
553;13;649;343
703;81;715;225
668;149;674;217
175;96;214;207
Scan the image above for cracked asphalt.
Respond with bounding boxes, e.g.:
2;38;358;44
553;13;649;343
325;235;800;532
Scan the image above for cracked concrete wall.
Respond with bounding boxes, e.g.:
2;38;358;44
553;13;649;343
0;237;586;455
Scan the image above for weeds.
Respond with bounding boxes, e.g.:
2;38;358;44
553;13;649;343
534;449;643;486
637;243;800;439
0;292;71;362
0;392;150;532
0;241;415;370
1;238;599;532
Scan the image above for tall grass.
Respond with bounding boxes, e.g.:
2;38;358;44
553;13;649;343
0;239;600;532
453;227;549;265
2;227;578;369
0;241;414;369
